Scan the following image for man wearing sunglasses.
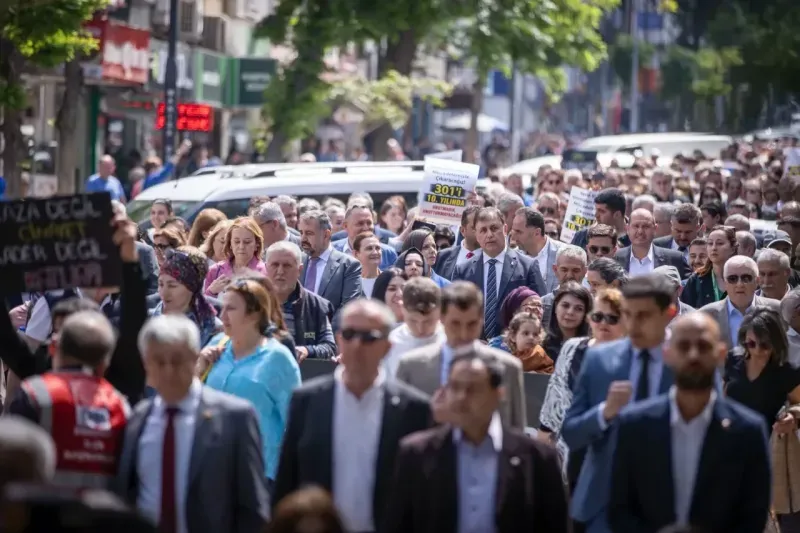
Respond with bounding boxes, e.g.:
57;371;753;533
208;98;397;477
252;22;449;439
698;256;781;351
273;299;432;533
586;224;619;263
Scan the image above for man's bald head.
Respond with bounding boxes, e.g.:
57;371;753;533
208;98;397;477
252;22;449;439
666;311;727;390
669;312;721;344
57;310;116;368
782;201;800;220
628;208;656;247
340;299;395;333
98;155;115;177
630;208;655;223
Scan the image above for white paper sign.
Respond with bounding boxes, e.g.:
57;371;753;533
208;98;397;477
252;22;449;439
785;148;800;179
30;174;58;198
417;158;480;226
425;149;463;162
560;186;598;243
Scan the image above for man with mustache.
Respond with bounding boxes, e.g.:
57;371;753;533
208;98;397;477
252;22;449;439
608;313;771;533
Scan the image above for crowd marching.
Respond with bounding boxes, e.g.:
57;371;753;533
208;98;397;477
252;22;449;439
3;136;800;533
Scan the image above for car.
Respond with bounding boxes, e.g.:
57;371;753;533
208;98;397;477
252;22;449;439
575;132;734;159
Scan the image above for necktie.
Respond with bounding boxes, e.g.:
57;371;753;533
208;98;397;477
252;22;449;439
305;257;321;292
466;251;474;259
484;259;499;338
678;246;687;253
160;406;179;533
635;350;651;401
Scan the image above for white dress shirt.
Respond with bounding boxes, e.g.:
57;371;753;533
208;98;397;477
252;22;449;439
482;249;506;301
533;238;551;279
670;386;716;526
361;276;378;298
788;327;800;368
310;246;333;294
628;245;655;277
137;379;203;533
456;242;479;266
333;366;385;532
671;238;689;260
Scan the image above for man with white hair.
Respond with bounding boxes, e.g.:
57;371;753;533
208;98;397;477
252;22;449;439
114;315;270;533
265;241;337;361
652;202;674;238
496;191;525;230
699;255;781;350
274;299;432;533
252;201;302;249
631;194;657;213
735;230;757;259
273;195;300;231
331;192;397;244
541;245;588;329
781;289;800;367
757;248;792;300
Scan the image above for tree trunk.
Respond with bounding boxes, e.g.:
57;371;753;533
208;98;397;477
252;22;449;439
0;38;24;198
55;59;83;195
372;30;418;161
464;76;485;164
264;131;287;162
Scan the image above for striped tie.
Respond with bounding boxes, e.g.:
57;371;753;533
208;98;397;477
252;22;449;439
484;259;499;338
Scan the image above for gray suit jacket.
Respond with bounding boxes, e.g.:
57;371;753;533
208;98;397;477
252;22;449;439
538;238;565;295
395;341;527;429
698;296;782;351
113;386;270;533
301;248;362;330
136;241;159;296
541;292;556;331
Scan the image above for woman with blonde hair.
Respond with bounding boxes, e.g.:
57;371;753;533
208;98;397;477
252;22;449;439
203;216;267;296
199;219;233;264
201;278;301;490
188;208;227;247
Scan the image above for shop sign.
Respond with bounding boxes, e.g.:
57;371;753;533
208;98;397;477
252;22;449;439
226;57;276;107
83;18;150;84
156;102;214;132
194;50;226;107
149;40;194;97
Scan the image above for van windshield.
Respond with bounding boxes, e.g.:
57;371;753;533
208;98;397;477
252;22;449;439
127;200;200;224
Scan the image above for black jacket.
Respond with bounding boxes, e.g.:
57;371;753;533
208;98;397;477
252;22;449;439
285;284;337;360
681;270;722;309
0;261;148;405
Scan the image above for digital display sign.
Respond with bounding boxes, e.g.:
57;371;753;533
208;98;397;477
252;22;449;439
155;103;214;132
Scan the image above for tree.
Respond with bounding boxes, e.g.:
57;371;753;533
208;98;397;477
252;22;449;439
0;0;104;197
608;34;655;91
255;0;469;161
446;0;619;161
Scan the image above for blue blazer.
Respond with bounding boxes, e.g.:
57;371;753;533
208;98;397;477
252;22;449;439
301;248;362;330
451;249;546;339
433;246;460;281
331;227;396;244
332;239;398;271
609;395;770;533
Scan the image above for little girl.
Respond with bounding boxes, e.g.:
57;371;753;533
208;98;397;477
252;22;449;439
505;312;554;374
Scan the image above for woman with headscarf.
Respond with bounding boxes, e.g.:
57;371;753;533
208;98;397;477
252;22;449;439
401;228;451;287
488;286;543;352
153;246;221;346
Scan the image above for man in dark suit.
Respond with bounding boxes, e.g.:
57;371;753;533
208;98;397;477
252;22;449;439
434;205;481;281
615;209;692;280
383;350;568;533
652;204;702;264
332;204;397;270
298;209;362;329
609;312;771;533
273;299;432;533
452;207;545;339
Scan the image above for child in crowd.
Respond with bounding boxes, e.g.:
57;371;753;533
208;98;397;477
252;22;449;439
505;312;554;374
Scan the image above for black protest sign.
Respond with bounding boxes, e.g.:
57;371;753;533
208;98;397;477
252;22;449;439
0;193;122;293
561;150;599;173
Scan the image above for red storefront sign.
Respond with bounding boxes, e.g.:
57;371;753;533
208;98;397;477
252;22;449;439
85;17;150;84
155;103;214;132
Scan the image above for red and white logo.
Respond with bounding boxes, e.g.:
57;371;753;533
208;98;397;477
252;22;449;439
98;21;150;84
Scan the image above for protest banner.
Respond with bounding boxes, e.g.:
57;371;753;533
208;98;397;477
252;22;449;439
560;186;598;243
425;149;463;162
785;147;800;178
417;157;480;226
561;150;599;173
0;192;122;293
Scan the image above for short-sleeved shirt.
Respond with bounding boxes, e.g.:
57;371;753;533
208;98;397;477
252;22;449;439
85;174;126;201
724;351;800;433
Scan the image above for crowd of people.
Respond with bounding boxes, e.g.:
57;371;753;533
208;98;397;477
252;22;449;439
2;135;800;532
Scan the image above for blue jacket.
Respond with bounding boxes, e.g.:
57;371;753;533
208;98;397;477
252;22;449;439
141;162;176;190
332;239;397;271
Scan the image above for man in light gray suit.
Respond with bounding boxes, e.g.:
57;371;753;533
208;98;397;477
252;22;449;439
699;255;781;351
298;209;362;330
540;246;589;330
511;206;564;294
395;281;527;429
113;315;270;533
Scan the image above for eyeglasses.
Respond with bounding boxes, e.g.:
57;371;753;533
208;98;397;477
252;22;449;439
590;312;620;325
153;243;172;251
588;245;612;255
743;339;771;351
725;274;755;285
340;328;389;343
545;231;559;239
539;207;557;215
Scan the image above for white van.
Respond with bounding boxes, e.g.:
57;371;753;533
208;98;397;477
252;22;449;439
576;133;733;159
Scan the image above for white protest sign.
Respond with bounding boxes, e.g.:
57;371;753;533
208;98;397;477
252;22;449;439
785;148;800;179
425;149;463;162
30;174;58;198
417;158;480;226
560;186;598;243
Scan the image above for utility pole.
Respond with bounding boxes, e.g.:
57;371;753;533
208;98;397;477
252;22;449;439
162;0;179;161
509;64;520;164
629;0;640;133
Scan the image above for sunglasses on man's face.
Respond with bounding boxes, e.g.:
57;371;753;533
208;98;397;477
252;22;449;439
725;274;755;285
590;312;620;325
539;207;557;216
588;245;611;255
340;328;388;343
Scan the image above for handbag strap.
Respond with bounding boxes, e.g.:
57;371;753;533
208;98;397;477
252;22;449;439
201;335;230;383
